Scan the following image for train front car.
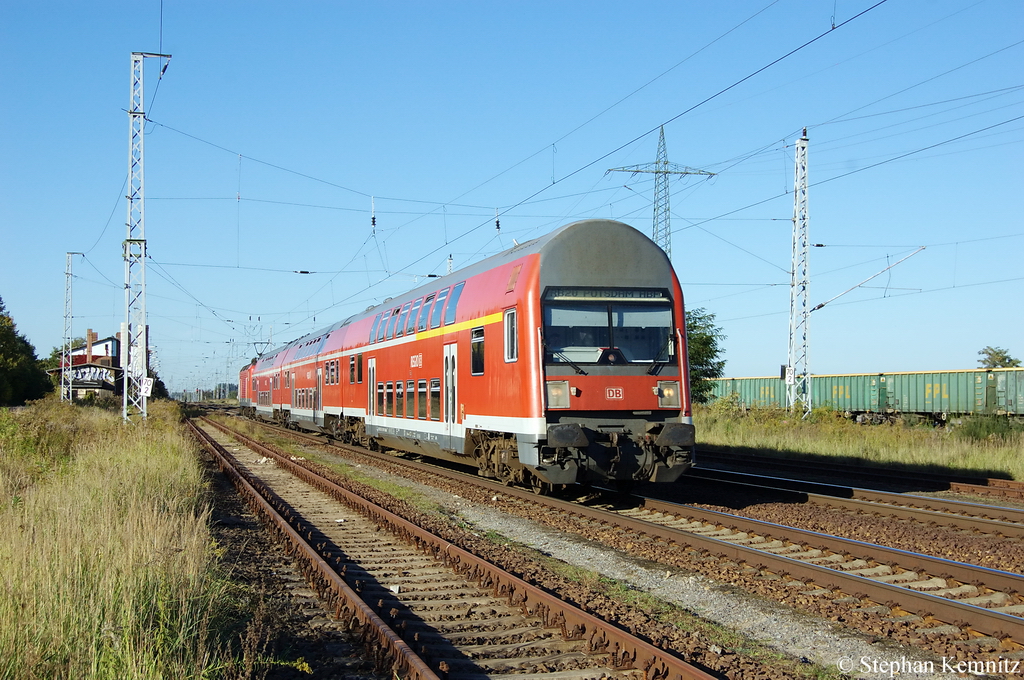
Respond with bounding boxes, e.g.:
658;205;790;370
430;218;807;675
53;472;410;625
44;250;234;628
527;219;695;487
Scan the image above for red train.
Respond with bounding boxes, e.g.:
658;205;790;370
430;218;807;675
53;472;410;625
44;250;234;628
238;219;695;491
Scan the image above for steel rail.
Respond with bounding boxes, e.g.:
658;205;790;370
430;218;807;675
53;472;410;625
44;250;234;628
198;417;719;680
219;416;1024;643
685;469;1024;537
186;420;441;680
697;449;1024;499
637;498;1024;597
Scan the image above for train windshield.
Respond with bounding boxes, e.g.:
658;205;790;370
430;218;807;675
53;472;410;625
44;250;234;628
543;302;674;364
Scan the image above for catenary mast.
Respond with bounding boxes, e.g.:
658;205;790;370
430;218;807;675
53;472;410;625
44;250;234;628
123;52;169;421
787;129;811;417
61;252;82;402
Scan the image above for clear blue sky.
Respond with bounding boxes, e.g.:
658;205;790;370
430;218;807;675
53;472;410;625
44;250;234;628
2;1;1022;393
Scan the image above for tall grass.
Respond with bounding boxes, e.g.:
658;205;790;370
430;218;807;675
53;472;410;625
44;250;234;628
696;399;1024;481
0;398;248;679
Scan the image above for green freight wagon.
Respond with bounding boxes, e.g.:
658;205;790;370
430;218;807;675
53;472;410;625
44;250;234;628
709;368;1023;420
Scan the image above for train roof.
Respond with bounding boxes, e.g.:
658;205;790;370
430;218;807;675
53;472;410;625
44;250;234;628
255;219;666;366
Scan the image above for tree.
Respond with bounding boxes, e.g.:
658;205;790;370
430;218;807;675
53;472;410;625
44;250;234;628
686;307;726;404
0;296;53;406
978;346;1021;369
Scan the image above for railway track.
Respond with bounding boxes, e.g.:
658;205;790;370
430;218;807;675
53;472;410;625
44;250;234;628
209;414;1024;663
188;417;721;680
697;449;1024;501
682;468;1024;538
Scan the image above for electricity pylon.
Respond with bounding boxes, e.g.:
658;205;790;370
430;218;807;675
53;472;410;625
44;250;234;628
607;126;714;259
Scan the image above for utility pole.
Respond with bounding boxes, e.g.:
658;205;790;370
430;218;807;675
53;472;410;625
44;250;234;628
123;51;170;422
62;252;82;402
607;126;714;259
786;129;811;417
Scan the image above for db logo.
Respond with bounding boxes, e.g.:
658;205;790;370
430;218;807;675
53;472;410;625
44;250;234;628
410;354;423;368
605;387;624;400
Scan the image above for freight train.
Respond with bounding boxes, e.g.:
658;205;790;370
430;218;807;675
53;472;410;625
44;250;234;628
238;219;696;491
710;368;1024;423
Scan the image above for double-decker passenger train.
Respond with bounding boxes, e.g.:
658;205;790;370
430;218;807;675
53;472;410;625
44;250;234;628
238;219;695;491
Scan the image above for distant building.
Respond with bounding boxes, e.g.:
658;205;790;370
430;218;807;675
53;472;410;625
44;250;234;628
48;329;123;400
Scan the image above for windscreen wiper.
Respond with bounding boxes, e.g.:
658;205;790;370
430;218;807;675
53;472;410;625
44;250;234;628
647;336;673;375
552;349;588;375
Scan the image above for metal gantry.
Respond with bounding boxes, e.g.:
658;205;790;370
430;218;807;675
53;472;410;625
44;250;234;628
123;52;169;422
608;126;714;259
787;129;811;417
61;252;82;402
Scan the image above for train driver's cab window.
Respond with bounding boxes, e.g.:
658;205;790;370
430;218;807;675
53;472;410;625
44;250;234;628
543;299;673;365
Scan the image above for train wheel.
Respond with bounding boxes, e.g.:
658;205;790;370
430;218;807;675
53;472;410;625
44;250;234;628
529;472;552;496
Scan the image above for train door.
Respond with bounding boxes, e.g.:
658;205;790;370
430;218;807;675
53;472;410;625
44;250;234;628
366;357;377;432
315;367;323;426
443;343;458;450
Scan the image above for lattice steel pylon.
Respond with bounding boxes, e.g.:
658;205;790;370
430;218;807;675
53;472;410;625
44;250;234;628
787;129;811;417
123;52;170;422
61;252;82;402
607;126;714;259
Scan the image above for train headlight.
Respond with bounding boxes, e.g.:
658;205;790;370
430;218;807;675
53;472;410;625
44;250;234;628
657;381;681;408
546;380;571;409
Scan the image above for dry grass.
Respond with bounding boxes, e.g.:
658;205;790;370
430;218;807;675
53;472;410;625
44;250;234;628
0;397;257;679
696;400;1024;481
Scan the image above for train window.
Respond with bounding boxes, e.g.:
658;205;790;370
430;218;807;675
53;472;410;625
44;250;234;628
375;310;392;343
395;381;404;416
385;307;401;340
471;327;485;375
406;380;415;418
443;282;465;325
504;308;518;362
357;354;363;383
386;382;394;416
376;383;384;416
417;295;435;332
429;378;441;420
405;298;423;335
429;288;450;329
369;313;382;343
418;380;427;419
394;302;412;338
349;356;355;384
